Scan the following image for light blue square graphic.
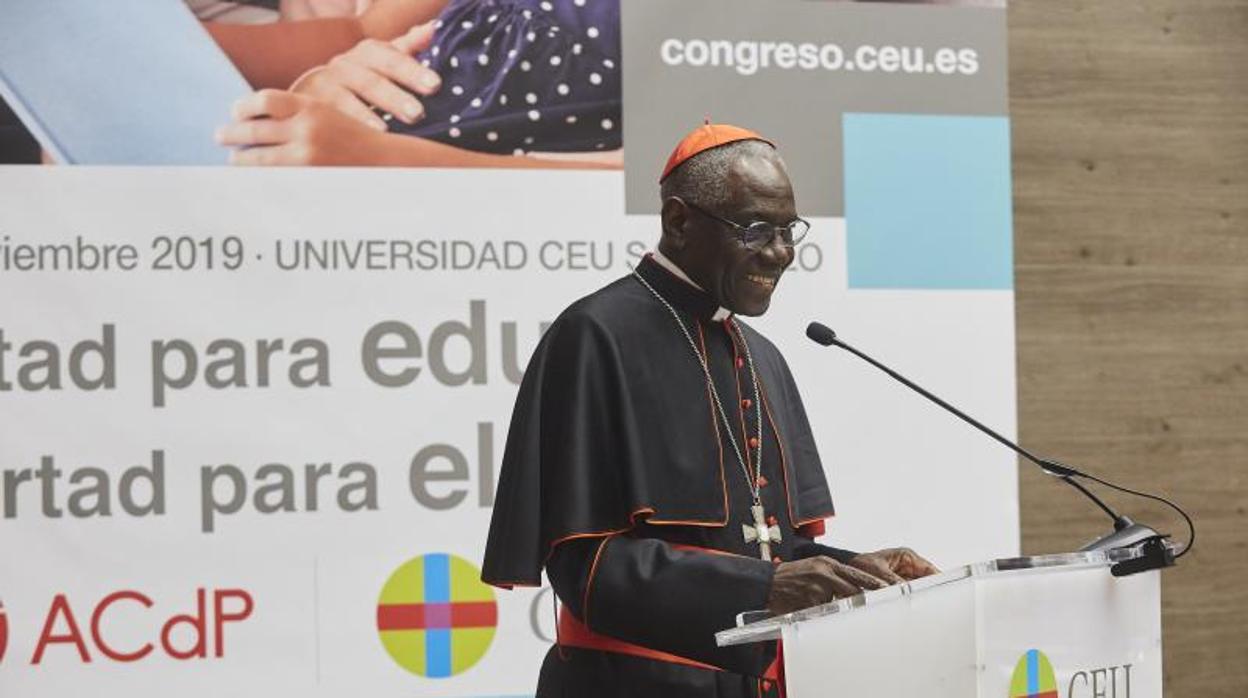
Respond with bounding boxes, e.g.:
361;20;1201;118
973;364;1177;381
843;114;1013;289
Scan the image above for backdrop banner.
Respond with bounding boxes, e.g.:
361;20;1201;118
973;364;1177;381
0;2;1013;696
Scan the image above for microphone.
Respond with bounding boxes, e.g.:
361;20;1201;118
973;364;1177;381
805;321;1189;573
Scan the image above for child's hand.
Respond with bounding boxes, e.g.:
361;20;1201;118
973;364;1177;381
290;21;440;130
216;89;389;166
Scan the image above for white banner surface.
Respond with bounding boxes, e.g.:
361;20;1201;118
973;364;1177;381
0;167;1016;696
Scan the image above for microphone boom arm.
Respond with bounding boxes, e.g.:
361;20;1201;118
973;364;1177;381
805;321;1190;569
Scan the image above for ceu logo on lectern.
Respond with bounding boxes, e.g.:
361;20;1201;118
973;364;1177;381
1009;649;1059;698
376;553;498;678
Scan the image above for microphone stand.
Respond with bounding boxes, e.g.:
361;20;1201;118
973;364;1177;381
806;322;1183;576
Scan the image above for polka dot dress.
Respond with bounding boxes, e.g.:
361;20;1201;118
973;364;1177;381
392;0;621;155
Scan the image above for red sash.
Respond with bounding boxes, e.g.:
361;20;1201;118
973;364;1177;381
554;543;782;686
557;606;723;671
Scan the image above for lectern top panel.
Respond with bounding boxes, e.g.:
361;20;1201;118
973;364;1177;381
716;549;1143;647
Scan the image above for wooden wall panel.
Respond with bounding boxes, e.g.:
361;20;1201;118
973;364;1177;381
1009;1;1248;695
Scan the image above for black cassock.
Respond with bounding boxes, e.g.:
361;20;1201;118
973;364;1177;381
483;254;856;698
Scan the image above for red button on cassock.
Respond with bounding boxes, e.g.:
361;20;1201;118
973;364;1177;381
736;357;745;369
741;398;752;409
756;475;768;488
748;437;760;449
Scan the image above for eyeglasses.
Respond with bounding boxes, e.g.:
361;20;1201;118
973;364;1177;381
683;200;810;251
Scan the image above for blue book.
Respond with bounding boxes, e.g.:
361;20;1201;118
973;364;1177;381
0;0;252;165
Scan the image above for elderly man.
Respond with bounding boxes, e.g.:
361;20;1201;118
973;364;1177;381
483;123;936;697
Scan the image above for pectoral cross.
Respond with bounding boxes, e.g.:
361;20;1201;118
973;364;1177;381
742;504;782;560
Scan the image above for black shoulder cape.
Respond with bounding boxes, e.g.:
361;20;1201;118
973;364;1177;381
482;255;835;587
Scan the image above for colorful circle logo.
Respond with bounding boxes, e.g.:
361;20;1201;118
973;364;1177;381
376;553;497;678
1009;649;1058;698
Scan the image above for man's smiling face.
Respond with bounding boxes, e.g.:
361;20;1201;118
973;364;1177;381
678;152;797;316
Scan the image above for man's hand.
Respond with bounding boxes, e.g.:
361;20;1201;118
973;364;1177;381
766;556;888;616
216;89;389;166
847;547;940;584
292;22;441;130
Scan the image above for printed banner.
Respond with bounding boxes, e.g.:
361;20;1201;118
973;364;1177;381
0;1;1013;696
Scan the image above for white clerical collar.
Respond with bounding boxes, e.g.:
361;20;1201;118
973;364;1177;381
651;250;732;322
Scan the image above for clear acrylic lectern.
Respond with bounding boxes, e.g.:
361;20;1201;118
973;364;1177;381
717;551;1162;697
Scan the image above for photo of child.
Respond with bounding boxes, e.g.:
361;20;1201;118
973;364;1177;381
215;0;622;167
0;0;622;168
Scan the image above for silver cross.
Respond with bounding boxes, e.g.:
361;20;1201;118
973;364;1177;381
742;504;782;560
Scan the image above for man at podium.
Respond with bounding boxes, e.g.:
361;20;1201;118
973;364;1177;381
483;123;938;697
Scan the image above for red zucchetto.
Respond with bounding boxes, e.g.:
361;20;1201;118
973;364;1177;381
659;122;774;183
